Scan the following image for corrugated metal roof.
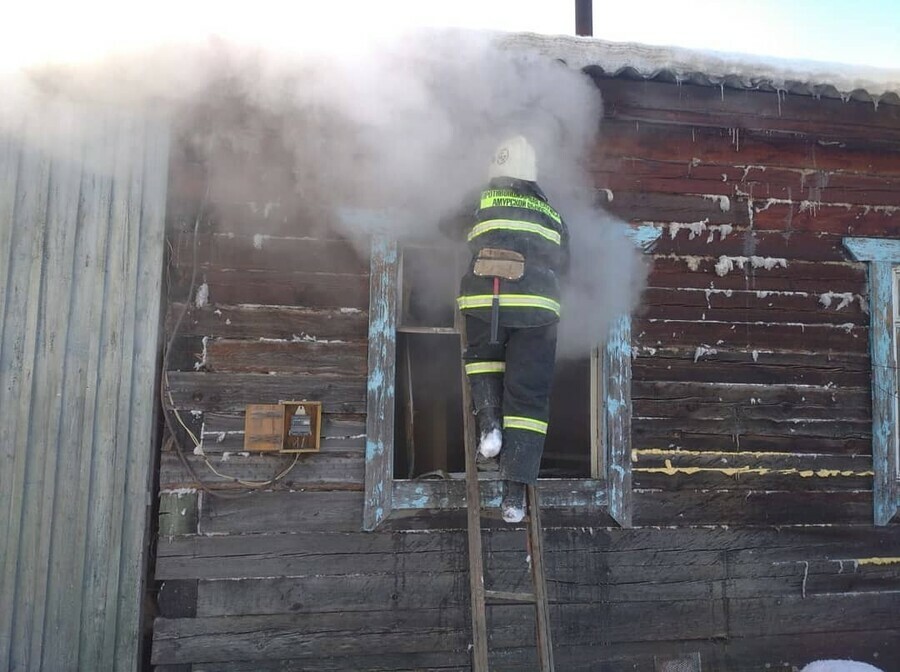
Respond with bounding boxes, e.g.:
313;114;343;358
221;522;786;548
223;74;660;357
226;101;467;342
500;32;900;105
0;107;169;670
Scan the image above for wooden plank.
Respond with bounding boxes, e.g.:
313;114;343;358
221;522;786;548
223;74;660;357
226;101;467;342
634;490;872;525
633;427;871;455
171;232;367;275
633;380;867;407
634;388;870;418
164;372;367;414
595;160;900;212
156;530;471;579
647;256;867;293
364;235;398;530
597;78;900;139
634;318;867;354
599;190;749;226
728;593;900;637
642;287;868;326
151;600;726;665
159;450;365;490
725;556;900;598
173;268;370;309
113;114;170;670
167;303;368;341
652;231;864;264
634;416;870;441
204;339;368;375
179;628;900;672
36;114;114;669
754;202;900;235
0;113;52;669
197;412;365;453
597;118;900;175
156;524;900;580
79;112;139;671
200;490;365;534
634;355;871;388
18;115;84;668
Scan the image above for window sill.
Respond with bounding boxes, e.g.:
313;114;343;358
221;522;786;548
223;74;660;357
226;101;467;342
392;477;608;510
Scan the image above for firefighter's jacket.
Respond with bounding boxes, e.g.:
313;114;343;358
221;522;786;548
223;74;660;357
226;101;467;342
457;177;569;328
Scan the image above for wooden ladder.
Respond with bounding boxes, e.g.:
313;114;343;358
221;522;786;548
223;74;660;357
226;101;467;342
459;315;555;672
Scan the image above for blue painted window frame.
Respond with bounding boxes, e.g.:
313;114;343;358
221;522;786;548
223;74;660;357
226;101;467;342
843;237;900;526
363;226;661;531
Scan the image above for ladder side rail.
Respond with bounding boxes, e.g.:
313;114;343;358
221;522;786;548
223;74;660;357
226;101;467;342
460;315;490;671
527;485;555;672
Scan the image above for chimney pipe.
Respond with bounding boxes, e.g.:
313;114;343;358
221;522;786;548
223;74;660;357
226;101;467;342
575;0;593;36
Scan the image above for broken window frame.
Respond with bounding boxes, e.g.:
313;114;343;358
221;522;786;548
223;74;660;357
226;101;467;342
364;227;661;531
843;237;900;526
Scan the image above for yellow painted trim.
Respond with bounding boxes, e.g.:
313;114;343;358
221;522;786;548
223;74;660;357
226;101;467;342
504;416;548;435
468;219;561;245
634;448;824;460
632;459;874;478
857;557;900;566
465;361;506;375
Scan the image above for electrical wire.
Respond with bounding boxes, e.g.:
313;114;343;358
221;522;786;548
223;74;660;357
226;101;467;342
160;184;302;498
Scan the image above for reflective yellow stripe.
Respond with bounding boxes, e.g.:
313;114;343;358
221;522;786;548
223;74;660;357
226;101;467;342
465;361;506;375
457;294;561;316
467;219;561;245
480;190;561;224
504;416;548;434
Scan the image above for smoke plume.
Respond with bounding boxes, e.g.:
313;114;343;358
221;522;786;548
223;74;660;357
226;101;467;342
0;27;646;357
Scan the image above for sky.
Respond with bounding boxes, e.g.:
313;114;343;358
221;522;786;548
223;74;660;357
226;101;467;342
1;0;898;70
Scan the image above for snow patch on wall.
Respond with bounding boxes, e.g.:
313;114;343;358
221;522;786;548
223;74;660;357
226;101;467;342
818;291;856;310
667;219;709;239
702;194;730;212
195;282;210;308
694;345;718;362
715;255;788;276
665;220;733;243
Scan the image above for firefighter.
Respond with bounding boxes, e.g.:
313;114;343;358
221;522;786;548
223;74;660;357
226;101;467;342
457;135;568;522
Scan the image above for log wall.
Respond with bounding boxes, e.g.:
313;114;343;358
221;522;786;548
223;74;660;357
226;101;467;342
151;77;900;671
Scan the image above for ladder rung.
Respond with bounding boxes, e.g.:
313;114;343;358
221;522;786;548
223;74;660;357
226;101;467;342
397;325;460;334
485;589;536;603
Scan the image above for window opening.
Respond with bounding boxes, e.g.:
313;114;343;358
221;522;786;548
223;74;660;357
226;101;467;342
395;242;598;480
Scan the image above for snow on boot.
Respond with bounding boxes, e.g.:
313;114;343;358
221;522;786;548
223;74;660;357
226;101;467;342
800;661;883;672
478;428;503;459
501;480;527;523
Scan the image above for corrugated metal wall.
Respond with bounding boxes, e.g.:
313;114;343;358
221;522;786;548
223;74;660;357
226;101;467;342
0;107;169;671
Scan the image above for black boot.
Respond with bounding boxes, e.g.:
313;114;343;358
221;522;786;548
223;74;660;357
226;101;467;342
500;480;526;523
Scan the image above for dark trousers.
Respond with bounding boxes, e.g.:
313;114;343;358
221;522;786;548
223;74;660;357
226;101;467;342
463;316;558;483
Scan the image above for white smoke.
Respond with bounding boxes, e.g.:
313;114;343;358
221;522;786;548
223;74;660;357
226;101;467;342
0;26;646;357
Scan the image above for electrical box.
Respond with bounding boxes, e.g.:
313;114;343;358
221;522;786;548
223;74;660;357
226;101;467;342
243;401;322;453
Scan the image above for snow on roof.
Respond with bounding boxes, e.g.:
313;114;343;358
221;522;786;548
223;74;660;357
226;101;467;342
499;33;900;105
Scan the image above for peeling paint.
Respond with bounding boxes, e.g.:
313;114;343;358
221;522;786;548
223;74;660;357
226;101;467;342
857;556;900;566
633;459;872;478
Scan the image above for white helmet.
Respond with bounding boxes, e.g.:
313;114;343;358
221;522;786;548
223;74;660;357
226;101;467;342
487;135;537;182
